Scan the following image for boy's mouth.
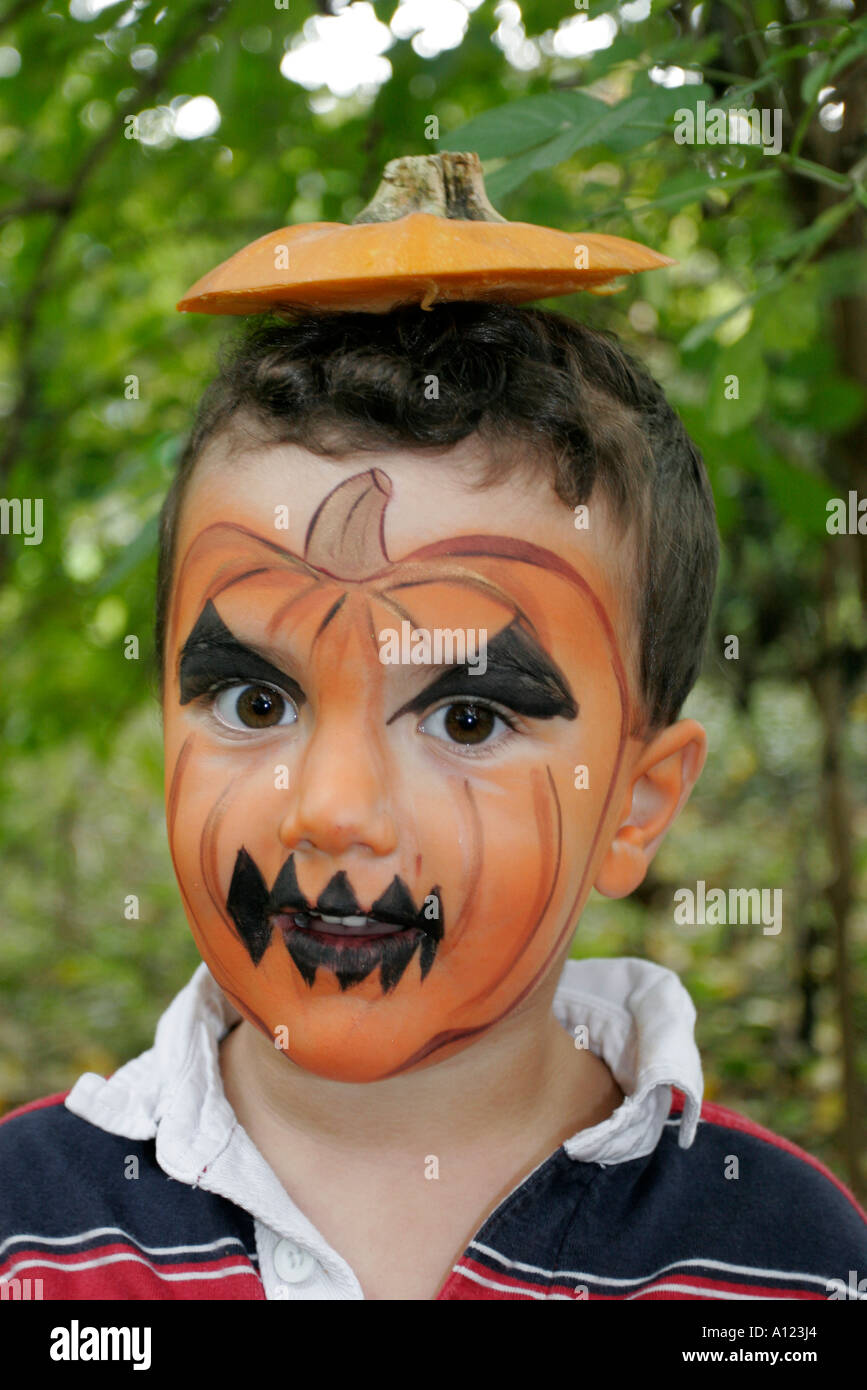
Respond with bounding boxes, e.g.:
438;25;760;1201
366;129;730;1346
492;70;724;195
225;849;443;992
273;911;434;993
275;910;416;940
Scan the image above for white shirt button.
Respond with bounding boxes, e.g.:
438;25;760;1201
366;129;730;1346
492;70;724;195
274;1237;317;1284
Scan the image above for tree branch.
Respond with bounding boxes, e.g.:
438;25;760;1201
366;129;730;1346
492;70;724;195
0;187;74;225
0;0;232;493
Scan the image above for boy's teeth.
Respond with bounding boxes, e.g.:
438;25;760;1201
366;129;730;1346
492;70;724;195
305;913;404;936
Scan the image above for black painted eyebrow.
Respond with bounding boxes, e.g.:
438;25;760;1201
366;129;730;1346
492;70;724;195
386;620;577;724
178;599;305;707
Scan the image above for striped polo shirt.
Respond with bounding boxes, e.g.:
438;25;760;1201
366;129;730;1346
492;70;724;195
1;957;865;1300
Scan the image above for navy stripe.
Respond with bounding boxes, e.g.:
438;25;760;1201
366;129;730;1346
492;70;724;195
0;1099;259;1268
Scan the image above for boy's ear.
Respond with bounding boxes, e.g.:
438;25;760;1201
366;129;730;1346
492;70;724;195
594;719;707;900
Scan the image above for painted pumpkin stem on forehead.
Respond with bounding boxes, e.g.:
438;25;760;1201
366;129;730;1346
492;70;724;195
304;468;393;580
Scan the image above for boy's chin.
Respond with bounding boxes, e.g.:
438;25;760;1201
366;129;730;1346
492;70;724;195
212;964;493;1083
193;904;576;1083
265;1023;479;1084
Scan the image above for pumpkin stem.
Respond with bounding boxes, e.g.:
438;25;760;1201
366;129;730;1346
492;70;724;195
353;152;507;224
304;469;392;578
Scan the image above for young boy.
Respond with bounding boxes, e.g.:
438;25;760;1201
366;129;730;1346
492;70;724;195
1;303;865;1301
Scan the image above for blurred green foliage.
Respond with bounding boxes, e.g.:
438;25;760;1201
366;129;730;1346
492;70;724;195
0;0;865;1193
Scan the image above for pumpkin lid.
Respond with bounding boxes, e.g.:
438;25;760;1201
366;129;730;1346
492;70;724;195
176;152;674;317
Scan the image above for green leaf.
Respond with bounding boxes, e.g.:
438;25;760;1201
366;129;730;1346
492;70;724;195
681;276;783;352
809;248;867;300
802;35;867;107
604;83;716;153
707;337;768;435
713;72;790;108
444;84;713;199
441;91;608;161
756;285;820;354
747;450;833;535
760;196;857;265
483;127;595;200
485;97;651;200
797;377;867;434
764;43;817;70
93;514;159;596
594;167;778;223
628;79;715;119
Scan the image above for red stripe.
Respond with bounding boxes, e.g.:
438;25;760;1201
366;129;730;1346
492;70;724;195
2;1241;256;1276
441;1255;589;1300
0;1091;72;1126
439;1262;555;1300
669;1088;867;1224
442;1256;827;1301
617;1285;823;1301
623;1273;824;1301
1;1243;264;1301
3;1264;264;1301
438;1275;532;1300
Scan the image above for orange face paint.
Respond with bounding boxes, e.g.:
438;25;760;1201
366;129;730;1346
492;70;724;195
163;466;630;1082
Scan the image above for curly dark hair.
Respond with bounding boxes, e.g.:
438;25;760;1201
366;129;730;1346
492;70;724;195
156;301;718;731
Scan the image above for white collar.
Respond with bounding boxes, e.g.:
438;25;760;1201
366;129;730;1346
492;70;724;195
65;958;703;1296
65;955;702;1180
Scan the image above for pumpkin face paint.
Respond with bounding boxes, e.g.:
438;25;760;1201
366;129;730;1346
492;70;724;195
163;445;634;1082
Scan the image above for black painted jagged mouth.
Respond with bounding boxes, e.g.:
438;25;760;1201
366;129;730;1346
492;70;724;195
226;848;443;992
277;914;436;993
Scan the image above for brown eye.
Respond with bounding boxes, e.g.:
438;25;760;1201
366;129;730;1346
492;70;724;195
419;700;512;751
414;695;500;750
437;701;498;745
213;683;298;731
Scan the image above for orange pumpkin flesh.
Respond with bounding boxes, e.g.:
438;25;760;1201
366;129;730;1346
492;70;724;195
177;152;674;317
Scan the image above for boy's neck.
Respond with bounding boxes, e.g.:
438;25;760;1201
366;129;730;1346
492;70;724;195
218;986;624;1159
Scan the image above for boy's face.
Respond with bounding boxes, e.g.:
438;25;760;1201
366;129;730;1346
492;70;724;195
162;434;639;1082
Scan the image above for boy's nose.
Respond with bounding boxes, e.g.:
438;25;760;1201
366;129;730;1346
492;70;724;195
276;720;399;858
